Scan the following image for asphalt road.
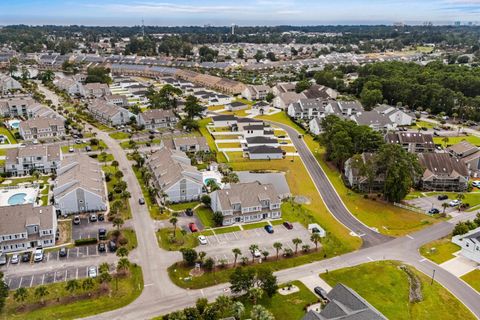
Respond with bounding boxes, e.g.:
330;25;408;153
270;121;392;248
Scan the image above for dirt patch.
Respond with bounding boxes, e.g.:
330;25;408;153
399;265;423;303
294;195;311;205
57;219;72;245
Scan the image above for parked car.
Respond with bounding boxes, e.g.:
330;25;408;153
428;208;440;214
69;147;74;153
138;198;145;205
98;228;107;240
108;240;117;252
10;254;19;264
59;247;67;257
254;249;261;258
198;235;208;245
314;287;329;301
98;242;106;252
283;221;293;230
437;194;448;201
85;146;92;152
0;254;6;266
88;266;97;278
89;213;97;222
264;225;274;234
472;181;480;188
449;199;461;207
73;215;81;225
33;248;43;262
98;214;104;221
21;251;31;262
185;208;193;216
189;223;198;233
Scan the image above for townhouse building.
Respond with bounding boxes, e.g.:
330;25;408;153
137;109;177;129
5;144;61;176
19;117;66;141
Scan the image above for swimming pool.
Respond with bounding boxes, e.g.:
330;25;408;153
8;120;20;129
8;193;28;205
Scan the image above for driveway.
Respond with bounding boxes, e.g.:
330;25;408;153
441;256;479;277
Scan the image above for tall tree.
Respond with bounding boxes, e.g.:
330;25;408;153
184;95;205;119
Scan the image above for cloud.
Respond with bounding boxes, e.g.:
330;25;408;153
87;2;244;14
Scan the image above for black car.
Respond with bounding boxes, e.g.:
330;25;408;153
98;242;106;252
437;194;448;201
108;240;117;252
185;208;193;216
139;198;145;205
21;252;31;263
314;286;329;301
428;208;440;214
59;248;67;257
283;221;293;230
98;228;107;240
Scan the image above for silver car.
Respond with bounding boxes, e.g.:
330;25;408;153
88;266;97;278
10;254;19;264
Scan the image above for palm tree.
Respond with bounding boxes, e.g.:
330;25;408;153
442;202;449;215
99;262;110;274
198;251;206;264
111;160;119;169
117;257;130;274
249;244;259;263
292;238;302;255
457;193;465;211
116;246;129;257
13;287;28;305
248;287;263;305
34;286;49;304
442;136;449;148
302;244;311;253
170;217;178;237
99;271;112;284
113;217;124;231
310;233;321;251
232;248;241;267
273;242;282;260
110;200;123;216
232;301;245;320
262;251;269;260
82;278;94;291
65;279;80;296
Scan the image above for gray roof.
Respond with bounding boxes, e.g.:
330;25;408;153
385;132;434;145
418;153;469;179
0;204;55;235
246;136;278;144
446;140;478;157
173;136;209;150
140;109;176;121
6;144;61;165
353;111;394;127
212;181;281;211
248;145;283;154
213;115;237;121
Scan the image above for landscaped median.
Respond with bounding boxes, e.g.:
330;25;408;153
419;236;460;264
320;261;476;320
2;265;143;319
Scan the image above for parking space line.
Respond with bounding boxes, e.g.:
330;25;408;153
76;247;79;257
42;274;45;285
233;232;239;240
46;252;50;262
57;252;60;261
76;268;79;279
53;272;56;283
67;248;70;258
87;246;89;256
29;276;33;287
65;269;68;281
7;279;11;287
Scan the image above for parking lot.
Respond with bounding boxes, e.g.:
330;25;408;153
72;216;112;241
4;262;116;290
406;195;457;214
199;222;318;263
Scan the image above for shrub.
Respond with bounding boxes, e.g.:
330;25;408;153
75;238;98;246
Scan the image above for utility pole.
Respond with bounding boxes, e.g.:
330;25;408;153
431;269;436;285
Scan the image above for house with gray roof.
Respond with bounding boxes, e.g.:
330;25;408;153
19;117;66;141
137;109;177;129
54;78;84;96
242;84;271;101
350;110;396;132
417;152;469;191
375;104;413;126
247;145;284;160
0;204;57;254
385;132;435;153
226;101;248;111
83;82;111;98
147;146;204;203
210;181;282;225
452;226;480;263
302;283;387;320
87;98;133;127
288;98;328;120
5;145;62;176
53;153;107;215
446;140;480;177
0;74;22;95
173;136;209;153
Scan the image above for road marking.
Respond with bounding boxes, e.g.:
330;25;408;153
7;279;11;287
367;256;374;262
419;258;427;262
201;289;205;297
29;276;33;287
65;269;68;281
42;274;45;285
75;268;79;279
144;283;154;287
18;277;23;288
233;231;239;240
357;233;366;237
53;271;57;283
406;234;414;240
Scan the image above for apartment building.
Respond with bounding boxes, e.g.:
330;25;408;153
417;152;469;191
137;109;178;129
0;74;22;95
385;132;435;153
173;136;209;152
452;227;480;264
19;117;66;141
242;85;271;101
83;83;111;98
87;99;133;127
210;182;282;225
5;145;61;176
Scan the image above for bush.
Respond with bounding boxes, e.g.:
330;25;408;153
75;238;98;246
201;195;211;206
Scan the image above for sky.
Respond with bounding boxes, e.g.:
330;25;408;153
1;0;480;26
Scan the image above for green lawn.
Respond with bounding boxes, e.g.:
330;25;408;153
243;221;270;230
157;227;198;251
132;166;165;220
0;126;18;144
121;228;138;251
198;118;228;163
3;265;143;320
321;261;476;320
109;132;131;140
413;120;436;130
419;237;460;264
434;135;480;147
209;225;241;235
461;269;480;293
195;205;215;228
169;201;200;212
213;134;242;140
217;142;242;149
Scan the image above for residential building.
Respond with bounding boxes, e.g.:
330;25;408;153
247;145;284;160
19;117;66;141
252;101;270;115
87;99;133;127
350;110;397;132
452;227;480;263
241;85;271;101
137;109;177;129
146;146;204;203
273;91;305;110
173;136;209;153
212;114;238;127
288;98;328;120
309;117;323;135
242;124;274;138
5;145;61;176
226;101;248;111
53;78;84;96
245;136;279;147
272;82;296;96
375;104;414;126
302;284;387;320
104;94;128;107
83;83;111;98
302;84;338;100
344;153;384;193
385;132;435;153
53;154;107;215
210;181;282;225
0;96;38;117
0;74;22;95
417;153;469;191
446;140;480;177
0;204;57;254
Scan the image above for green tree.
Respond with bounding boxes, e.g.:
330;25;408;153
249;244;259;263
169;216;178;237
13;287;28;304
117;258;131;274
453;222;470;236
230;267;256;294
310;233;322;251
180;248;198;266
248;287;263;305
34;285;49;304
116;246;129;257
113;217;124;231
232;301;245;320
184;95;205;119
256;267;278;297
251;305;274;320
82;278;94;291
254;50;265;62
65;279;80;295
232;248;242;267
273;242;282;260
295;79;311;93
292;237;302;254
212;211;224;227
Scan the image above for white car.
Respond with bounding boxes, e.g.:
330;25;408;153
449;199;461;207
198;235;207;245
88;266;97;278
10;254;19;264
254;249;261;258
33;249;43;262
472;181;480;188
69;147;74;153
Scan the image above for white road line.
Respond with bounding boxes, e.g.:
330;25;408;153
87;246;89;256
144;283;154;287
201;289;205;297
46;252;50;262
367;256;374;262
76;247;79;258
18;277;23;288
42;274;45;285
75;268;79;279
233;232;239;240
29;276;33;287
53;271;57;283
406;234;414;240
67;248;70;259
65;269;68;281
7;279;11;287
419;258;427;262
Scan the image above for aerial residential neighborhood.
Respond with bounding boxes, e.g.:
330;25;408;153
1;2;480;320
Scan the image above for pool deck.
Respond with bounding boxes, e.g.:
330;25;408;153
0;186;39;207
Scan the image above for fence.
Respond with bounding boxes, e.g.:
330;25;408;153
394;202;426;214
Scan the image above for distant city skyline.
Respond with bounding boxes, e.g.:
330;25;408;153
1;0;480;26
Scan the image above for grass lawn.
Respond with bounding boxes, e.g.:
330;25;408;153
211;225;242;235
243;221;270;230
413;120;436;129
0;126;17;144
461;269;480;293
207;105;226;111
280;146;297;153
2;265;143;320
195;205;215;228
416;45;434;53
0;148;11;156
121;228;138;251
198;118;228;163
225;151;245;161
132;166;165;220
56;219;72;245
419;236;460;264
217;142;242;149
434;135;480;147
169;201;200;212
239;281;318;320
1;175;50;186
213;134;242;140
157;227;198;251
321;261;476;320
109;132;131;140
